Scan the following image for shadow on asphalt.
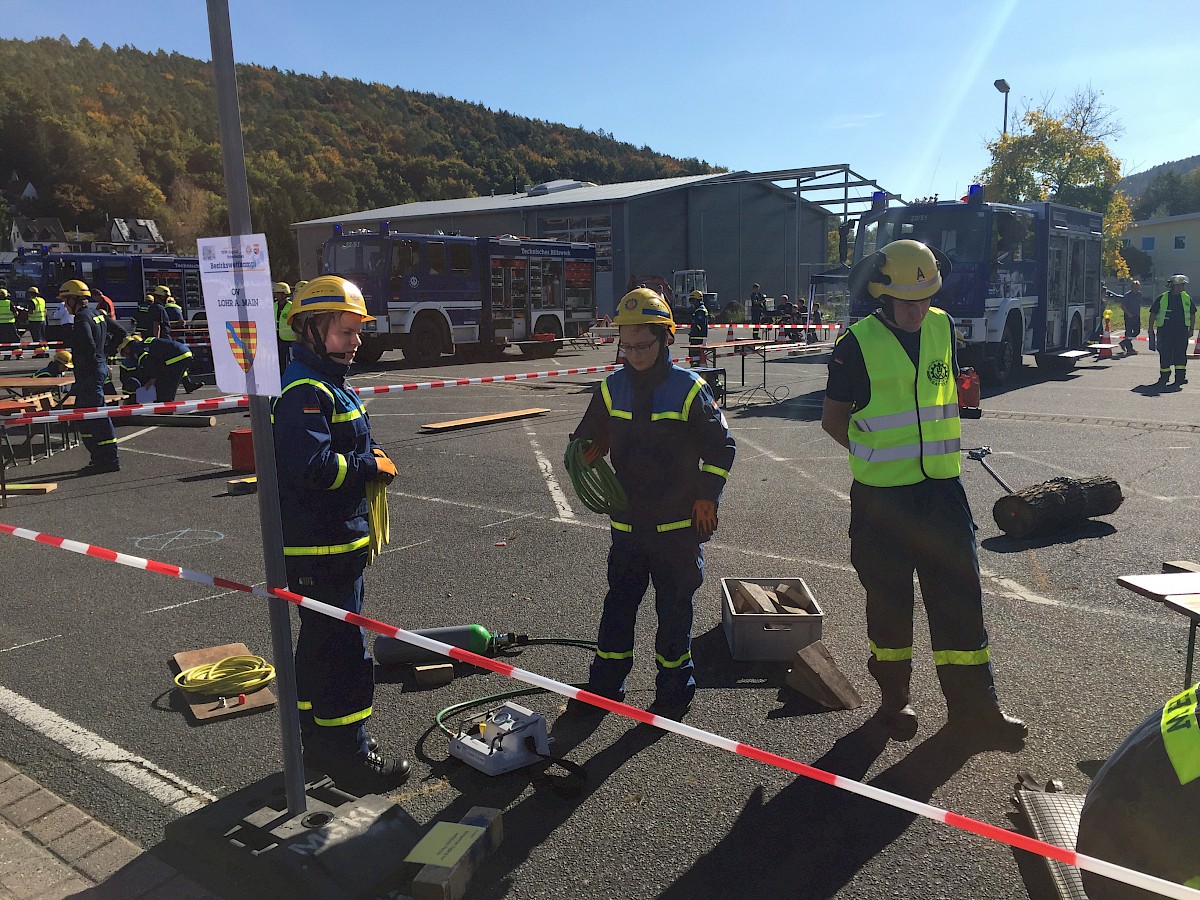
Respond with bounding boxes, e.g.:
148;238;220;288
981;521;1118;553
658;723;986;900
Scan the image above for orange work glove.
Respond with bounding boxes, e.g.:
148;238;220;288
372;447;397;484
583;440;605;465
692;499;718;536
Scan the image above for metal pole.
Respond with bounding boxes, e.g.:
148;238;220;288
206;0;306;816
1003;93;1009;136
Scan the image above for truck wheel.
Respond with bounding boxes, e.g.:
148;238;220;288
403;316;443;365
533;316;563;339
355;338;385;365
983;322;1020;384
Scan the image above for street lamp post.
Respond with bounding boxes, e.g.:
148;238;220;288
994;78;1011;135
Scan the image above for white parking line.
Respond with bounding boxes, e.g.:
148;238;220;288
0;685;215;813
115;426;157;444
736;434;850;501
0;635;62;653
526;427;575;520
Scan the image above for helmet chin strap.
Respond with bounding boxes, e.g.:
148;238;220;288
304;319;352;364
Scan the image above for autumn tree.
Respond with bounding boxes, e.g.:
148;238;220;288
978;86;1131;278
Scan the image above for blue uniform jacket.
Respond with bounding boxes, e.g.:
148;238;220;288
691;304;710;339
273;346;381;573
572;350;735;537
120;337;193;387
70;306;125;385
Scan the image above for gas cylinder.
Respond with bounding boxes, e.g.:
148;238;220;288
957;367;981;418
374;624;494;667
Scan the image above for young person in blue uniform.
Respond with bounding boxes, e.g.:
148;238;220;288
273;275;408;793
688;289;709;366
821;240;1026;745
565;288;736;721
57;279;126;475
117;336;201;401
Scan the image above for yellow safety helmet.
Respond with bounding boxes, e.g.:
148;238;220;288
57;279;91;299
53;349;72;368
1167;274;1190;286
853;239;951;303
612;288;675;335
0;289;8;299
689;290;705;301
28;286;40;296
117;335;141;356
152;285;173;299
273;281;292;297
287;275;374;326
294;280;308;292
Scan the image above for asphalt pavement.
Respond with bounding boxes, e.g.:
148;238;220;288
0;336;1196;899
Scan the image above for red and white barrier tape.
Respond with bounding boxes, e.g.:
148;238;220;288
0;343;829;428
0;341;65;351
0;521;1193;899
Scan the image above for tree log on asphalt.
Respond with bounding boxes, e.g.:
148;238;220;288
992;476;1123;539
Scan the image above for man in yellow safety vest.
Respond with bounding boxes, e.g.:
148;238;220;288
821;239;1026;745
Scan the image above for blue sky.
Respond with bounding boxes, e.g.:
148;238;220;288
6;1;1199;203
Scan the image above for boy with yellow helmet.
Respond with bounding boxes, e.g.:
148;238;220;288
822;240;1026;744
273;276;409;793
563;288;736;721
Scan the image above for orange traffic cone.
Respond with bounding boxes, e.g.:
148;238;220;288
1097;323;1113;359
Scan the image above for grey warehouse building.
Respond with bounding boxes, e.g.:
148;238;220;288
293;165;890;317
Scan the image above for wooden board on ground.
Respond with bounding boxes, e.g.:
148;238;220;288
227;475;258;495
125;414;217;427
0;483;57;494
421;408;550;433
784;641;863;710
171;642;276;722
414;664;455;688
1163;560;1200;574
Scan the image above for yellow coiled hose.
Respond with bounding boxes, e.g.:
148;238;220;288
173;655;276;695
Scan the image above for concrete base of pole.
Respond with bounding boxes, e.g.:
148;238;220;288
164;773;422;899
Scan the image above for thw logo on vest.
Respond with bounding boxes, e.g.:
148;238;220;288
927;360;950;385
226;322;258;373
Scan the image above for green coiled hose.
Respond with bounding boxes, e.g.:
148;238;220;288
564;439;628;516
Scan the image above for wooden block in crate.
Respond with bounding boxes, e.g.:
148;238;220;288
735;581;778;614
775;583;815;612
415;663;455;688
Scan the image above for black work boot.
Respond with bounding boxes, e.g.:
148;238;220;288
938;662;1027;747
304;748;410;795
1156;372;1172;386
868;658;918;742
1175;370;1188;386
562;688;624;719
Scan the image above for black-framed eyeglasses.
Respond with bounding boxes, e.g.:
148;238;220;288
618;339;659;354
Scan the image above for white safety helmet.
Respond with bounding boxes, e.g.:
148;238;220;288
1167;274;1190;286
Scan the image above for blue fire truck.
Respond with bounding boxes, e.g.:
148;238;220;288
7;248;203;324
319;227;597;364
851;187;1104;383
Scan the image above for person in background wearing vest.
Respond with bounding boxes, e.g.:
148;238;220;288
1075;684;1200;899
162;289;185;326
821;240;1026;746
273;276;409;794
1118;280;1143;354
0;288;18;345
274;281;296;374
688;289;709;366
58;279;127;475
563;288;736;721
1147;274;1194;388
25;286;48;356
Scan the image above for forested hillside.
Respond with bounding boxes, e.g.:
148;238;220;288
1118;154;1200;201
0;37;717;278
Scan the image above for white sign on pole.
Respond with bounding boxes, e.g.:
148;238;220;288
197;234;281;397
